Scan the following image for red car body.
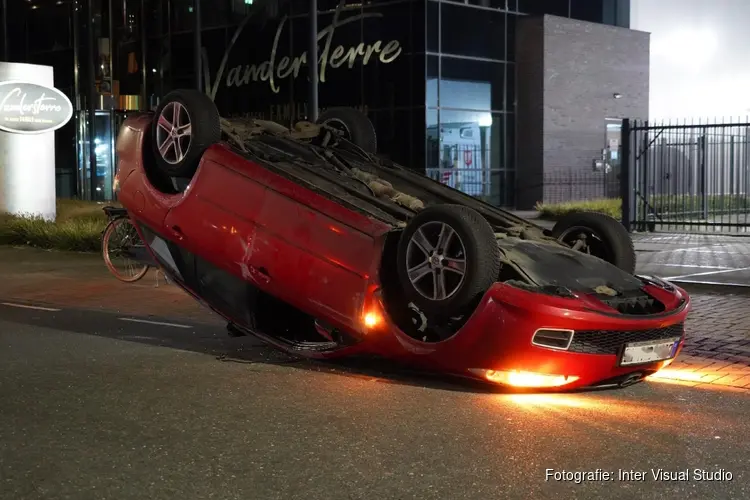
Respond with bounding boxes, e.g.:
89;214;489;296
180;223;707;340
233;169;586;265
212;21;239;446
115;113;690;391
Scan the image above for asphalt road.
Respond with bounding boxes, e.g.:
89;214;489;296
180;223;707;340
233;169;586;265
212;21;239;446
1;306;749;500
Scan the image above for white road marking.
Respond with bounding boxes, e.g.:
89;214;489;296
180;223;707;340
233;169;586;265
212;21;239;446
667;279;750;287
663;265;750;281
0;302;61;312
657;264;733;270
650;248;746;256
680;250;744;254
118;317;192;329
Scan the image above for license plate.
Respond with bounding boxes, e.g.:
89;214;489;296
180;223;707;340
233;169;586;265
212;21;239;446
620;337;681;366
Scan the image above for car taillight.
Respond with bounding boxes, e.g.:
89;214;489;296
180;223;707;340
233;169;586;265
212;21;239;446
361;284;386;332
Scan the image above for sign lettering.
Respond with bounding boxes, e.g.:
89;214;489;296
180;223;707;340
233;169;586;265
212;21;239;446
208;2;402;99
0;81;73;134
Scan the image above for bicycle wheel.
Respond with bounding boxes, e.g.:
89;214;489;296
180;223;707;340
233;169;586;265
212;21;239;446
102;217;150;283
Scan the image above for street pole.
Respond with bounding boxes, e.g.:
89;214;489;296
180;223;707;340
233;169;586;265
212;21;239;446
193;0;202;92
2;0;7;60
140;0;147;108
86;0;99;200
308;0;318;121
108;0;114;86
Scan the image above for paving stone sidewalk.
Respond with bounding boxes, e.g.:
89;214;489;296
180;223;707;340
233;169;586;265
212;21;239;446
650;289;750;390
1;246;749;390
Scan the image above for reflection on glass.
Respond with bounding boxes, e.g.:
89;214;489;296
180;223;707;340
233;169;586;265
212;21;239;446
77;112;116;201
426;109;503;205
77;112;91;201
94;112;114;201
426;78;492;111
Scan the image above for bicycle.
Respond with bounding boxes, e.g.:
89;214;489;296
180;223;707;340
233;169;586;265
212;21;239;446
101;206;152;283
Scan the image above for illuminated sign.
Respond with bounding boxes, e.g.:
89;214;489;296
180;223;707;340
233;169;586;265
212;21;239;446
0;80;74;134
207;2;403;99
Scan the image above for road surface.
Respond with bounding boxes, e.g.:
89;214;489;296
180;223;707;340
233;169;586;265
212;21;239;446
0;305;748;500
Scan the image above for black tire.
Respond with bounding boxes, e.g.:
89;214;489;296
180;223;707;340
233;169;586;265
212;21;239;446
396;205;501;316
551;211;636;274
151;89;221;178
317;107;377;153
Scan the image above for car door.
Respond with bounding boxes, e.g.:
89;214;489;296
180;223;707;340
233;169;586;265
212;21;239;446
249;179;380;331
161;154;270;324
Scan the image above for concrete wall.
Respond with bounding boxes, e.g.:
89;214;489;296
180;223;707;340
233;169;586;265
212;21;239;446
515;15;650;209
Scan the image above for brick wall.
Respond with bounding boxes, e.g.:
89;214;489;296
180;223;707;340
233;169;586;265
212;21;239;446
515;14;650;209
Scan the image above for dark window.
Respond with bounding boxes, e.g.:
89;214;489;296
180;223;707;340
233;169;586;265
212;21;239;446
426;107;439;170
27;5;71;53
27;50;74;98
361;1;415;52
440;57;506;111
467;0;508;9
362;53;423;110
369;108;424;169
146;41;163;98
571;0;604;23
517;0;570;17
505;113;515;170
426;0;439;52
199;0;231;28
506;13;516;61
410;0;427;53
440;3;506;60
170;0;196;33
146;1;164;38
506;62;515;111
502;169;516;207
426;55;439;107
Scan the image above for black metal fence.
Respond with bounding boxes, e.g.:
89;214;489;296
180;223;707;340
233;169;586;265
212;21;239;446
534;169;622;205
425;142;507;206
622;118;750;234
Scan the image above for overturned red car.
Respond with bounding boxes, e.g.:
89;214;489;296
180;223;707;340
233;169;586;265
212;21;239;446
114;89;690;391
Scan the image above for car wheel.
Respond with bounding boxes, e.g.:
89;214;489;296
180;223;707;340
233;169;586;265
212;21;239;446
396;205;501;317
317;107;377;153
151;89;221;179
551;211;636;274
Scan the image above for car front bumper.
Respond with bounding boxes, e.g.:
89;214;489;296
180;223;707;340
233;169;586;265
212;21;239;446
380;282;691;391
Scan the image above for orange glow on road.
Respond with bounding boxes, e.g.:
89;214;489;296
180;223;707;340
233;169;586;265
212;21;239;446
506;393;593;408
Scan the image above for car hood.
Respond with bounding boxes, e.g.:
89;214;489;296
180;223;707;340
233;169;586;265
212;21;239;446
496;237;644;295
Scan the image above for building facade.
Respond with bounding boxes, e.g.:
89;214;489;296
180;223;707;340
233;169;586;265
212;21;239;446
1;0;643;209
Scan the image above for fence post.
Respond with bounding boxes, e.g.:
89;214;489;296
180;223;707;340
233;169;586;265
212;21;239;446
620;119;632;232
699;134;708;219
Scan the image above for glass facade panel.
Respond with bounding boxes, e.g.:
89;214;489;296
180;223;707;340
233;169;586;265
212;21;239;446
426;109;507;205
426;55;439;108
439;58;505;111
467;0;508;9
3;0;628;207
517;0;570;16
425;0;513;205
426;1;439;52
438;2;507;60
